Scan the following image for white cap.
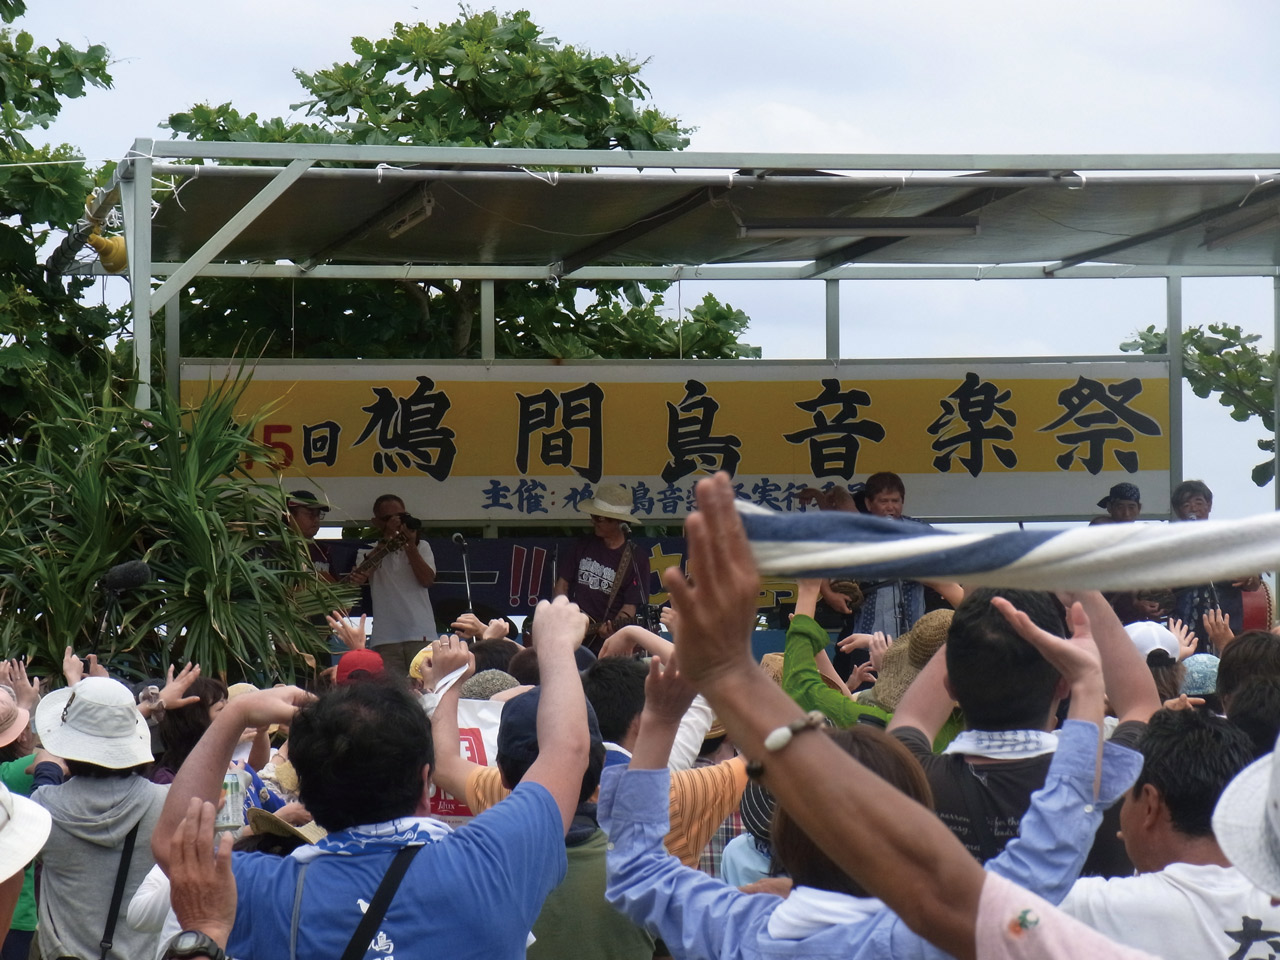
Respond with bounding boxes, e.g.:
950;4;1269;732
1124;621;1179;661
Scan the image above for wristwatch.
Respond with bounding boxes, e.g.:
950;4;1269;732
163;930;227;960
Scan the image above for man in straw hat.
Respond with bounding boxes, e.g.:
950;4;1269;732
555;483;650;653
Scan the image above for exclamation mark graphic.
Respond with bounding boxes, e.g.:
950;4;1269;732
527;547;547;605
509;545;527;607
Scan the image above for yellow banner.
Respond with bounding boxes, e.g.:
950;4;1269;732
182;360;1170;522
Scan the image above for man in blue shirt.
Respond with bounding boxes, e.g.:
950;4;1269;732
151;596;591;960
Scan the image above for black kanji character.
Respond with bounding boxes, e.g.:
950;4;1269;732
1039;376;1161;475
661;379;743;483
352;376;457;480
301;420;341;468
926;372;1017;477
783;378;886;480
515;383;604;482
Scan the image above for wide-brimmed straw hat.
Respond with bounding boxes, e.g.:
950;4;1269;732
0;686;29;750
246;806;326;845
1213;732;1280;897
35;677;152;769
577;483;634;522
857;609;953;713
0;782;50;880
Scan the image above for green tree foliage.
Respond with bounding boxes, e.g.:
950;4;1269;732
0;0;122;438
1121;323;1278;485
164;8;759;362
0;369;356;683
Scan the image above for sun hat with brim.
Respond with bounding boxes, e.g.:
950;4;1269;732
246;806;326;845
577;483;634;522
1212;746;1280;898
0;782;51;880
858;609;953;713
0;686;29;750
34;677;152;769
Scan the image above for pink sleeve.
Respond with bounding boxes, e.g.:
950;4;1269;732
976;873;1161;960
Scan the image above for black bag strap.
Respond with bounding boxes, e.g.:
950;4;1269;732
99;821;141;960
340;844;424;960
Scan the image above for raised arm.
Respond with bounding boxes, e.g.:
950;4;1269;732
427;637;481;801
667;474;984;960
526;596;592;833
152;687;311;872
1066;591;1160;724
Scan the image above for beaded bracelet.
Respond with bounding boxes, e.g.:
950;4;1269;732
745;710;827;779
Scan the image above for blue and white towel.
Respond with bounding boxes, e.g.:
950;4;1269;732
738;503;1280;591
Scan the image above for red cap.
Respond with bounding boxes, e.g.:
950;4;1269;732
336;649;385;685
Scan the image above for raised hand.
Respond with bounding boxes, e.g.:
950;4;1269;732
849;661;878;690
168;798;236;950
642;655;697;726
62;646;84;687
158;662;204;710
1203;607;1235;652
662;473;761;690
229;686;313;730
867;631;891;672
530;595;588;653
1167;618;1198;661
836;632;875;654
991;597;1102;691
431;635;475;691
325;611;368;651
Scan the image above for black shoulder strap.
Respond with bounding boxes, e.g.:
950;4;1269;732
99;821;141;960
340;844;424;960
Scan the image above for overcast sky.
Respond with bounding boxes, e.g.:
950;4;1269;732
18;0;1280;520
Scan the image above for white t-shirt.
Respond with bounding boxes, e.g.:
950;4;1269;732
1060;861;1280;960
361;540;437;644
978;873;1159;960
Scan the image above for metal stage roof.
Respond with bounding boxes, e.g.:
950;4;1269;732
90;142;1280;283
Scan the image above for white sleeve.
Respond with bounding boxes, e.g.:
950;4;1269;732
667;694;715;773
418;540;436;569
126;863;173;934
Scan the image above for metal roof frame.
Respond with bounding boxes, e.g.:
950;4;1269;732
80;140;1280;513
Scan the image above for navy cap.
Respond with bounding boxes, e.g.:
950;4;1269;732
1098;482;1141;509
497;685;602;770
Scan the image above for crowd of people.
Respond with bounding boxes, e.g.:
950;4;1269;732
3;472;1280;960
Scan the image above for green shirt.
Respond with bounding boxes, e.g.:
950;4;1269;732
528;828;653;960
0;753;37;932
782;615;963;751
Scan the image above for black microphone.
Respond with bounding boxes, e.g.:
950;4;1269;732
452;532;467;547
101;560;153;592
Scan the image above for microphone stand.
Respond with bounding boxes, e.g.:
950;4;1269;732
453;534;475;614
93;587;121;658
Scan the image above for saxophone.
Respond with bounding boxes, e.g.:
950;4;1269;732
345;529;410;582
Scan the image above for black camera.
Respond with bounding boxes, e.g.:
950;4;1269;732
397;512;423;532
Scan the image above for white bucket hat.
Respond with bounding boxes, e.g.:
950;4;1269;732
578;483;634;523
1213;734;1280;897
0;782;50;881
35;676;152;769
